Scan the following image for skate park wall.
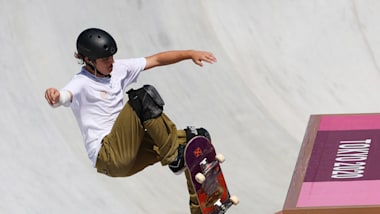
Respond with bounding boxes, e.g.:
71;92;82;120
1;0;380;213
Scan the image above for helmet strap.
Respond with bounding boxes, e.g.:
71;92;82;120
87;60;111;78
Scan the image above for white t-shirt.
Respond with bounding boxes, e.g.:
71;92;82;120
63;58;146;166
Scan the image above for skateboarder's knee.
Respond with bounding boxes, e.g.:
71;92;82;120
107;160;134;177
127;85;165;122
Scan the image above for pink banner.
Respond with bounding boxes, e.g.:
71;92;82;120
297;180;380;207
297;114;380;207
319;114;380;131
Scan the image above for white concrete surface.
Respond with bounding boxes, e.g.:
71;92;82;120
1;0;380;213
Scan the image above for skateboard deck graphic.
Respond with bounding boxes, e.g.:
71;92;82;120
184;136;238;214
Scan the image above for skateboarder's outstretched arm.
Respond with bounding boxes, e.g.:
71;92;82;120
45;49;216;107
144;50;216;70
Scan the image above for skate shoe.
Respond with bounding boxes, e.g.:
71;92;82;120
184;126;211;142
169;127;211;174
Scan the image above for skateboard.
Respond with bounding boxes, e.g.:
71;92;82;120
184;136;239;214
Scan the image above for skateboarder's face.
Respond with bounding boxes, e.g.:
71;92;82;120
94;56;114;75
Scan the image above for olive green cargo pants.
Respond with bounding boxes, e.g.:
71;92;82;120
96;103;201;214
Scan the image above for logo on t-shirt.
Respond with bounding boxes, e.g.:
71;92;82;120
100;91;108;99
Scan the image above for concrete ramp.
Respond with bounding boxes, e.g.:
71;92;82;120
1;0;380;213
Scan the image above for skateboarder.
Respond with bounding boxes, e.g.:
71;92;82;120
44;28;216;214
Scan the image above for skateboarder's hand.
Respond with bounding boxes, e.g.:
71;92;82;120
45;88;60;106
191;51;217;67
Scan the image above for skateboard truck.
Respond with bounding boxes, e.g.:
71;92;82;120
214;196;240;214
214;199;228;213
196;154;225;184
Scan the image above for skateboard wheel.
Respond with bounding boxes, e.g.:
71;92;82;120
230;195;240;205
195;173;206;184
215;153;225;163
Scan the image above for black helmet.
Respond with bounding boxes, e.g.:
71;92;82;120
76;28;118;60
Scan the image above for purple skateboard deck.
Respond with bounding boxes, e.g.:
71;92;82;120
184;136;235;214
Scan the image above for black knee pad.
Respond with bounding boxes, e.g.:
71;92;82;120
127;85;165;122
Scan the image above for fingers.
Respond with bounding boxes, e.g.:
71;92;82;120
193;51;217;67
44;89;53;105
45;88;60;106
194;59;204;67
203;52;217;64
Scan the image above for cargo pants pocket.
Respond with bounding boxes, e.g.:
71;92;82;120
96;139;111;175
